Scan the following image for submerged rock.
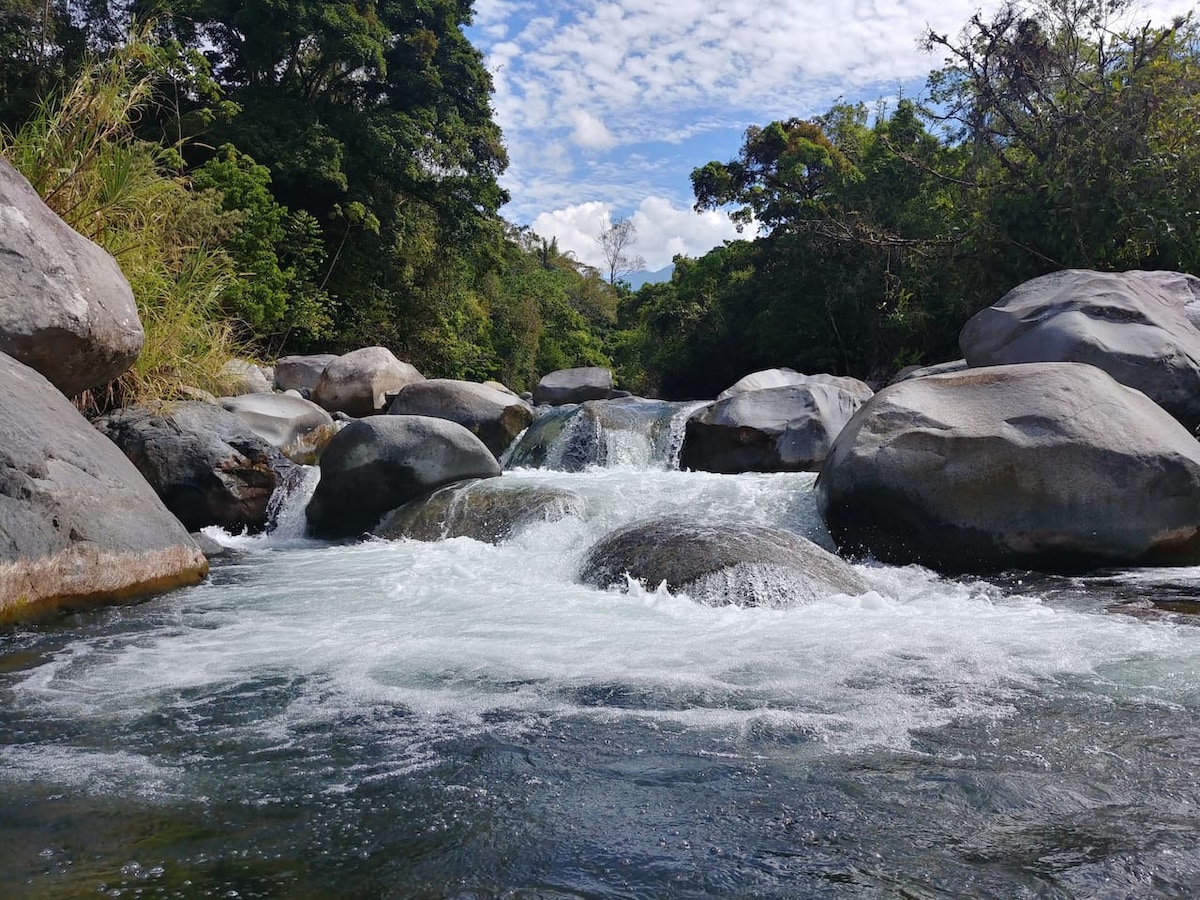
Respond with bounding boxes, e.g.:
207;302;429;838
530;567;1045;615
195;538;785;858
0;353;207;624
679;383;864;474
959;269;1200;429
580;517;867;608
0;158;143;396
386;378;533;459
817;362;1200;573
374;478;586;543
306;415;501;539
94;401;288;533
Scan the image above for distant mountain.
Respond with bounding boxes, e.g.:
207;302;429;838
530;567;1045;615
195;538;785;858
623;264;674;290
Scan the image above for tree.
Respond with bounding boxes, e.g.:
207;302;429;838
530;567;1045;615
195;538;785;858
596;217;646;285
923;0;1200;273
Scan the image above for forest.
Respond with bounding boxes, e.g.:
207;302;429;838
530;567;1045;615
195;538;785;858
1;0;1198;403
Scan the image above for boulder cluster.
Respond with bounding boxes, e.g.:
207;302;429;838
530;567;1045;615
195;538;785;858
8;142;1200;622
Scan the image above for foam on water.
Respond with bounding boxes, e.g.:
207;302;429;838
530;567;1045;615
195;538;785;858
9;466;1200;803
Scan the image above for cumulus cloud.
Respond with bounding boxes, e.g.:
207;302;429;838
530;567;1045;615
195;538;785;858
477;0;1196;246
569;109;618;150
532;197;747;271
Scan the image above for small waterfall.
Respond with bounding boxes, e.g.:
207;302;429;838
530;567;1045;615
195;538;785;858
504;398;711;471
263;465;321;539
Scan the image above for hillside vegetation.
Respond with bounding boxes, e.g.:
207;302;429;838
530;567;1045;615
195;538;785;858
2;0;1198;402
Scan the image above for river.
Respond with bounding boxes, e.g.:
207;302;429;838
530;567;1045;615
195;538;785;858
2;404;1199;898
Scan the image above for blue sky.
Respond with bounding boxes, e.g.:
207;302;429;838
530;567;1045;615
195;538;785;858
466;0;1195;271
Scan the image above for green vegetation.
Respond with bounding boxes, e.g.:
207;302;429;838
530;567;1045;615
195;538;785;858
614;0;1200;397
2;0;1199;404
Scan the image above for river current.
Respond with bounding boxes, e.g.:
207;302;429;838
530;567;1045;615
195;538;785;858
2;407;1200;898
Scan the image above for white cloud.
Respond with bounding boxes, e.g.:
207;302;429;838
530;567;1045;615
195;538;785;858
531;197;747;271
568;109;618;150
475;0;1197;249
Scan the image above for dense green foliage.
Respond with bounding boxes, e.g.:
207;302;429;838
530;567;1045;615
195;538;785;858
615;0;1200;397
3;0;1199;403
0;0;617;399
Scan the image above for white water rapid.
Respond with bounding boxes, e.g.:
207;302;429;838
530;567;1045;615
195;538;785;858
3;409;1200;897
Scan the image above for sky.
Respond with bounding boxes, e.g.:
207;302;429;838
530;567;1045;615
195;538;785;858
465;0;1195;273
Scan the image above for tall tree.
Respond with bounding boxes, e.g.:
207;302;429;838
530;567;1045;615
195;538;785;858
596;217;645;285
923;0;1200;274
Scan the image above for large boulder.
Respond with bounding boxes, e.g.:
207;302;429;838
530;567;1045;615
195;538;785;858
274;353;339;393
579;518;867;608
306;415;502;539
0;157;143;396
94;401;289;532
959;269;1200;429
374;478;586;543
888;359;968;385
679;383;865;474
816;362;1200;573
311;346;423;417
533;367;618;406
219;393;335;452
219;358;273;395
0;353;207;624
717;368;874;403
386;378;533;458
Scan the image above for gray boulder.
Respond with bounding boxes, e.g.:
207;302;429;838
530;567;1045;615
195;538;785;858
386;378;534;458
219;358;273;395
717;368;874;403
679;383;864;474
580;518;867;608
311;346;424;417
533;366;617;406
817;362;1200;573
0;158;143;396
959;269;1200;429
0;353;207;624
219;393;335;453
374;478;586;543
94;401;289;533
306;415;502;539
503;397;696;471
274;353;339;393
888;359;969;385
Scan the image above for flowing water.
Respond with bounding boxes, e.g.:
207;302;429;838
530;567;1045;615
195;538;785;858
3;405;1200;898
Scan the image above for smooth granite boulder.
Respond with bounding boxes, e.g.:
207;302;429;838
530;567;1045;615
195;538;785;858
219;359;273;395
0;353;206;623
717;368;874;403
959;269;1200;429
888;359;969;385
306;415;502;539
95;401;289;532
386;378;534;458
532;367;617;406
580;517;867;608
374;477;586;543
274;353;339;393
679;383;864;474
0;157;143;396
311;346;424;417
817;362;1200;573
219;392;335;452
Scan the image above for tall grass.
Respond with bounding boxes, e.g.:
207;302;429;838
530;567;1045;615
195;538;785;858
0;34;245;410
